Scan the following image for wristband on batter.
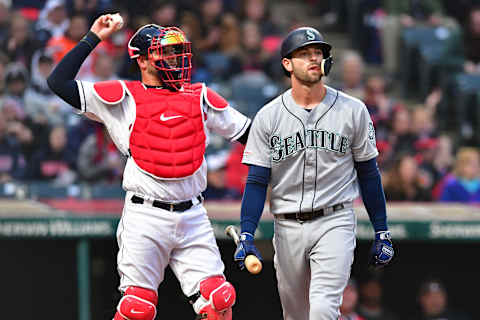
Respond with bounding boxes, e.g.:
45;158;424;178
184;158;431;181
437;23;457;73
240;232;255;241
81;31;101;49
376;230;391;241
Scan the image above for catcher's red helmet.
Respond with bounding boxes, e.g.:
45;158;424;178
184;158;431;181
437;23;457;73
128;24;192;90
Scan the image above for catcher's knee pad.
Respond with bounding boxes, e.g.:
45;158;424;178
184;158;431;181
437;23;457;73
114;286;158;320
191;276;236;320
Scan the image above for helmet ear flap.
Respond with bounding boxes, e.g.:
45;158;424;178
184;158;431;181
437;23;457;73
321;56;333;76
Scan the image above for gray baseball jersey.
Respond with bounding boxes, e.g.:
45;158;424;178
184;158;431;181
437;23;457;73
242;85;378;215
243;85;377;319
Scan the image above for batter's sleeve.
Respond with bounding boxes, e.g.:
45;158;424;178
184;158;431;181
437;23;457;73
241;111;271;168
351;102;379;162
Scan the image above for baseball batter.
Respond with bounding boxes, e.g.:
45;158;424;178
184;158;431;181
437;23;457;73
233;27;395;320
47;14;251;320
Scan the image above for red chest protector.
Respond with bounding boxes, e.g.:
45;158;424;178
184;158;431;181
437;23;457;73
92;80;229;179
126;81;206;179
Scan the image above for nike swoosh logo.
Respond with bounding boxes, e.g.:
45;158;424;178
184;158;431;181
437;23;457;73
224;293;231;303
160;113;183;121
130;309;143;314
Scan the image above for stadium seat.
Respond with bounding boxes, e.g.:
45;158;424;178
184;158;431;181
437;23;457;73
401;26;462;100
0;182;28;199
28;181;81;199
450;73;480;139
89;184;125;199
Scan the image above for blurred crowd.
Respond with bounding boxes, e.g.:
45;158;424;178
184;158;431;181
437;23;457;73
339;274;472;320
1;0;480;204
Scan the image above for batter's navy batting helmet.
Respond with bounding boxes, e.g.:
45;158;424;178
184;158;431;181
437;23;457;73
280;27;333;77
128;24;192;91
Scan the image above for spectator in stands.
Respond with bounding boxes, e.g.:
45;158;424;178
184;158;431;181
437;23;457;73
364;75;400;142
462;6;480;74
150;0;177;27
415;137;448;197
0;12;39;70
179;10;201;46
215;13;243;80
27;125;76;185
204;150;242;200
83;52;117;82
338;50;366;100
239;20;270;72
1;62;29;119
65;0;113;25
439;147;480;203
7;117;49;166
383;153;432;201
353;0;385;64
0;51;9;94
64;117;97;159
24;49;69;126
34;0;69;46
385;106;417;157
77;124;125;184
196;0;223;53
178;11;204;82
200;13;243;83
0;112;26;182
0;0;11;46
411;106;437;140
411;277;471;320
340;278;365;320
225;142;248;195
357;271;398;320
238;0;280;37
46;14;93;79
376;140;392;171
219;13;241;57
431;134;454;200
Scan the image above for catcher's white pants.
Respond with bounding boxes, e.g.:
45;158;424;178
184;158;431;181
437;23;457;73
273;207;356;320
116;191;224;312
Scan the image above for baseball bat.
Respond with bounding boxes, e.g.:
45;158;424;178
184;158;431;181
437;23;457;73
225;225;263;274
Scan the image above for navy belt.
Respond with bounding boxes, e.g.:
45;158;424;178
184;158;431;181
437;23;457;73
277;203;346;222
131;194;202;212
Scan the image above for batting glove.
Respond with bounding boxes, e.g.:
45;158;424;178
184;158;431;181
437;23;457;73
233;232;263;271
368;231;394;270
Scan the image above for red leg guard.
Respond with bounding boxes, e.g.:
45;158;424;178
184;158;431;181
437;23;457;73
196;276;236;319
114;287;158;320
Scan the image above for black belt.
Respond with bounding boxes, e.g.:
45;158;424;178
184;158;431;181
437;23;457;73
277;203;346;222
131;194;202;212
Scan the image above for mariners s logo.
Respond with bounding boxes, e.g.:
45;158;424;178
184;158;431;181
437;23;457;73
368;122;376;141
306;30;315;41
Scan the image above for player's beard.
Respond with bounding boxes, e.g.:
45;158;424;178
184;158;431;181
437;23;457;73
292;65;322;85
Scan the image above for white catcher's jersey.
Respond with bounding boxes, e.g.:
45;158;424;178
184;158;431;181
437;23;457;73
242;86;378;215
76;80;251;201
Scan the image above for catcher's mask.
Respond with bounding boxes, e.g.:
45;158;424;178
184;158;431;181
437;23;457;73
280;27;333;77
128;24;192;91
